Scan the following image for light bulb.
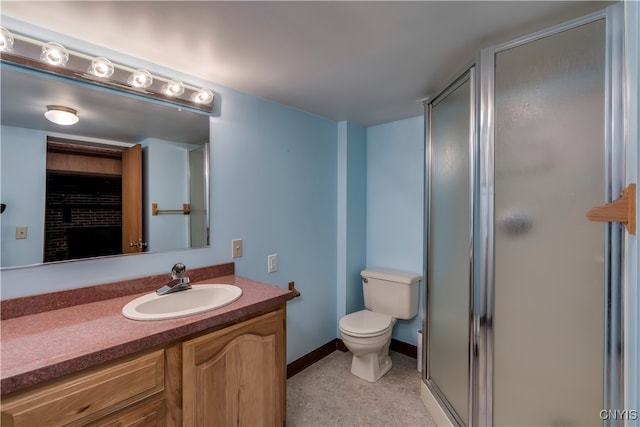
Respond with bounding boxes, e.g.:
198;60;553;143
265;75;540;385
40;42;69;66
0;27;14;52
128;69;153;88
162;79;184;97
88;57;114;78
191;88;214;104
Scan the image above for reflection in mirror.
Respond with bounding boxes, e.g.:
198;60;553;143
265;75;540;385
44;138;130;262
0;63;211;268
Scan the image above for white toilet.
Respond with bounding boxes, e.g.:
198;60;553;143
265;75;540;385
339;268;420;382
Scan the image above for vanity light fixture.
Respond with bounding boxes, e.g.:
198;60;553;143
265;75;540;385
162;79;185;97
128;68;153;88
0;27;14;52
87;56;114;78
191;88;214;105
0;27;214;112
40;42;69;66
44;105;79;126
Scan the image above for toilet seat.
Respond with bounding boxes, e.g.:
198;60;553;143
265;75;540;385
339;310;393;338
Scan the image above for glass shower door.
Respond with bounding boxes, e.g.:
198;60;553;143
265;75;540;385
426;72;473;426
492;19;606;426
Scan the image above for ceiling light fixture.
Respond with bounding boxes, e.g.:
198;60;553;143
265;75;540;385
0;27;14;52
44;105;79;125
1;28;214;112
40;42;69;66
88;56;114;78
128;68;153;88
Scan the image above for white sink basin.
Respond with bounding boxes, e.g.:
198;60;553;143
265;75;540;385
122;284;242;321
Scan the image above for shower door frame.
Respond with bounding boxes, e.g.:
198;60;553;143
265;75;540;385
476;6;625;425
423;4;625;426
423;66;477;427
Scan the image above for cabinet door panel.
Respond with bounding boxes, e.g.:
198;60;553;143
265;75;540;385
183;309;285;427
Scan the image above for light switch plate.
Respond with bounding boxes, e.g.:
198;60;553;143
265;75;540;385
232;239;243;258
268;254;278;273
15;226;28;239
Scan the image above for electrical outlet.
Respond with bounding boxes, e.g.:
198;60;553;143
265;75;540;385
268;254;278;273
232;239;243;258
15;226;27;239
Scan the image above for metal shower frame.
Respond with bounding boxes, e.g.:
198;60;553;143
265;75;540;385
422;4;625;426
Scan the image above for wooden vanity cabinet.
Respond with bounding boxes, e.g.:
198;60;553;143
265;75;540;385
1;306;286;427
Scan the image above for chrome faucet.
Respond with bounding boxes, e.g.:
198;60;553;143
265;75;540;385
156;263;192;295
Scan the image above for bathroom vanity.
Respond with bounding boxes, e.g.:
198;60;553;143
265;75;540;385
0;265;292;426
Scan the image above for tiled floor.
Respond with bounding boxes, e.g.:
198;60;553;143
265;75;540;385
287;350;436;427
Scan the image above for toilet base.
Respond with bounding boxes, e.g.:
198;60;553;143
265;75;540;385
339;312;396;383
350;351;393;382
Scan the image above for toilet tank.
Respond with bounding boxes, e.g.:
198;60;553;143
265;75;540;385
361;268;421;319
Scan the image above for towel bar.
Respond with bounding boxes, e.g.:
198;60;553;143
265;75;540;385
152;203;191;216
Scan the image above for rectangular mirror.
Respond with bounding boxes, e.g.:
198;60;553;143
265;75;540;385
0;63;211;268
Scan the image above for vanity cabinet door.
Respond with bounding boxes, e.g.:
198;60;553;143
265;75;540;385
182;307;286;427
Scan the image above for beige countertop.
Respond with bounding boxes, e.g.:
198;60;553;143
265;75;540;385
1;273;293;396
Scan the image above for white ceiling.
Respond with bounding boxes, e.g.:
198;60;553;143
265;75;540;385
1;1;613;127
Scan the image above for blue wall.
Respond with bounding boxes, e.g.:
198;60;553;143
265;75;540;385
210;90;338;362
0;126;47;267
366;116;424;345
336;121;367;334
143;139;190;252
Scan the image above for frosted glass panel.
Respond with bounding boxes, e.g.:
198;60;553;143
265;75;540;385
189;146;208;247
493;20;605;426
428;77;471;425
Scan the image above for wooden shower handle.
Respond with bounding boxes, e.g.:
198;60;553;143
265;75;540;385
586;183;636;235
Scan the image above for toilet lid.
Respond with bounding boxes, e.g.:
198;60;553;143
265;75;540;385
339;310;393;337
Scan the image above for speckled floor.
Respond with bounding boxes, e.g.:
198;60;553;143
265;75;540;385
287;350;436;427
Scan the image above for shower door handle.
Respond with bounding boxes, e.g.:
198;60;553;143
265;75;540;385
586;183;636;235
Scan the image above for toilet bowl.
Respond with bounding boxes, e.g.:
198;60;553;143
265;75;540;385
339;310;396;382
339;268;421;382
